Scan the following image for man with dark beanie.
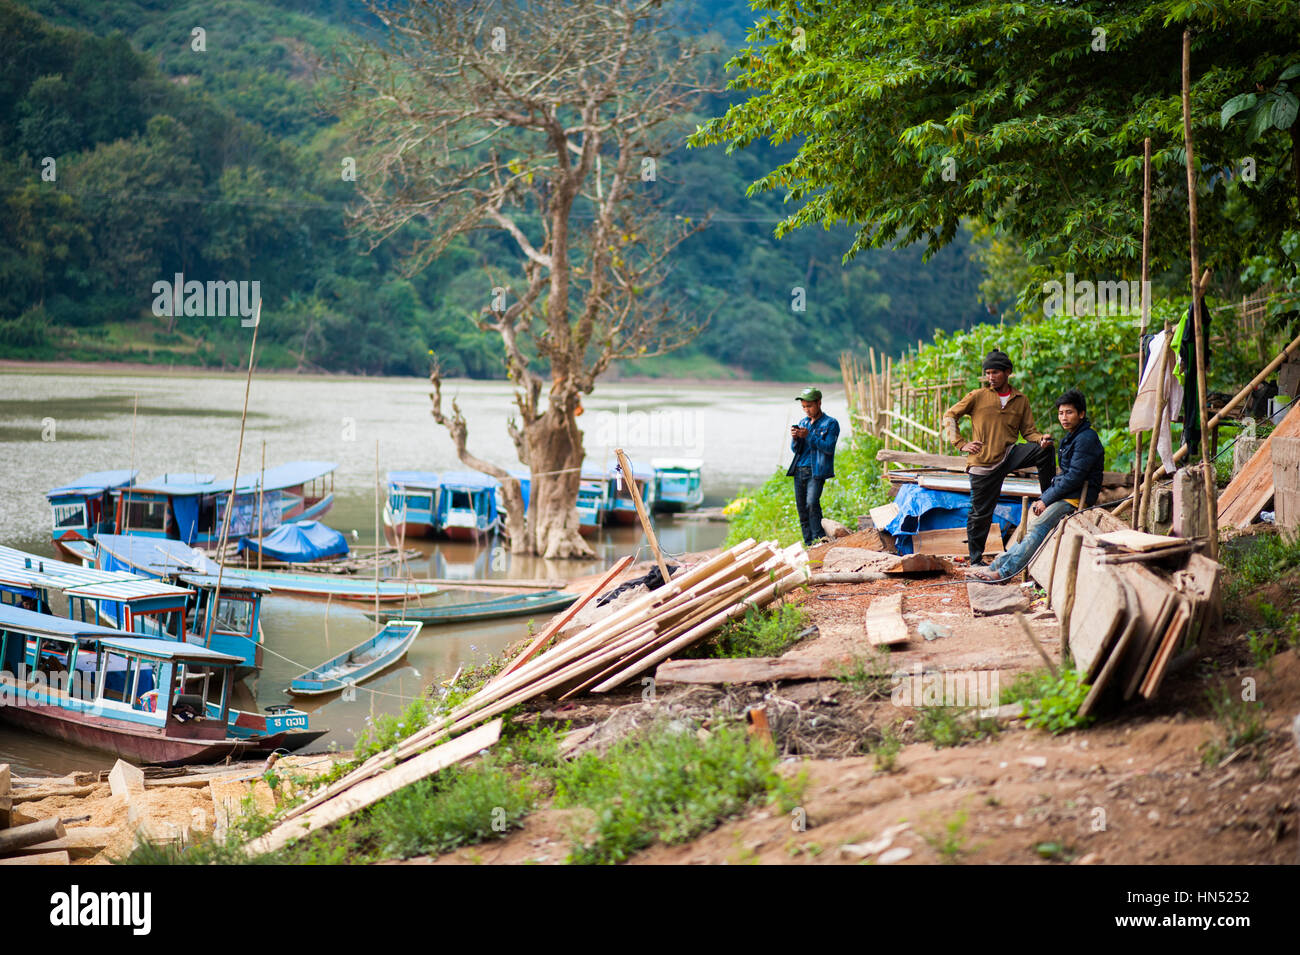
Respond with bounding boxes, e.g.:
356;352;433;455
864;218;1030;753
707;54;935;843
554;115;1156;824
941;349;1055;566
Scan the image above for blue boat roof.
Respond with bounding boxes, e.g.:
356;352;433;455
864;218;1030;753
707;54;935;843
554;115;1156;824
95;535;214;576
96;635;242;663
388;470;440;490
0;544;140;593
46;470;139;499
176;572;271;594
0;602;140;640
439;471;500;491
130;461;337;497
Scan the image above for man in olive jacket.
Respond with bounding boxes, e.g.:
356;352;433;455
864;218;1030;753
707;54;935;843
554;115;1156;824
942;350;1055;566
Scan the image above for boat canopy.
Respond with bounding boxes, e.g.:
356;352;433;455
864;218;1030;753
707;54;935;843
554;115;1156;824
0;601;142;640
62;579;191;602
176;573;271;594
388;470;440;490
0;544;139;593
96;534;215;577
236;520;348;562
130;461;337;497
45;470;138;499
95;635;242;664
439;471;501;491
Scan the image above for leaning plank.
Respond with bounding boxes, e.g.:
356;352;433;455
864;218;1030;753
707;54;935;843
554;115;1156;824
0;850;70;865
7;827;114;858
501;554;634;676
868;501;899;532
1218;402;1300;527
1139;602;1193;699
0;817;65;855
655;654;851;686
1123;593;1177;701
1069;549;1127;681
966;581;1030;616
245;718;502;857
866;593;910;646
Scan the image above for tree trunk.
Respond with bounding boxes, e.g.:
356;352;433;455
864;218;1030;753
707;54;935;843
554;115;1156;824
524;405;593;559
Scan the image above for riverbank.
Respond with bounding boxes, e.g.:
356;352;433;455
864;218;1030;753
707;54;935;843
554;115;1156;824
66;526;1296;866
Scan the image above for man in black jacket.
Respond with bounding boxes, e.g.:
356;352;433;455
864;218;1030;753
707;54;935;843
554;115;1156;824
973;388;1104;581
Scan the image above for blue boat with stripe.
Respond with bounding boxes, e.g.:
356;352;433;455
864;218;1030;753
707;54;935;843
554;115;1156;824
287;621;422;697
383;470;440;540
46;470;138;562
438;471;500;541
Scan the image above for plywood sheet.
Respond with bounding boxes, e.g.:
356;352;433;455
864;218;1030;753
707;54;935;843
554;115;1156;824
866;593;910;646
1219;402;1300;527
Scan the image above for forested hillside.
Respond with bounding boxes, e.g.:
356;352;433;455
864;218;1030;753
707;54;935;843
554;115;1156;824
0;0;988;378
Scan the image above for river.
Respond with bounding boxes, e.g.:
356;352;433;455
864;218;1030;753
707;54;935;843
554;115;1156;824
0;368;836;773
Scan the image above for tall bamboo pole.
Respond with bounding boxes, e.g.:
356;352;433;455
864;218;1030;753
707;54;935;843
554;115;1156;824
211;299;261;630
1132;137;1152;528
1182;29;1218;558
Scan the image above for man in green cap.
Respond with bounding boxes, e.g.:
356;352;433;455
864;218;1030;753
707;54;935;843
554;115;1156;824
786;387;840;545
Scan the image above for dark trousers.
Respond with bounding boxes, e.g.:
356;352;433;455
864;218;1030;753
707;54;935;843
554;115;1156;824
793;466;826;545
967;442;1056;563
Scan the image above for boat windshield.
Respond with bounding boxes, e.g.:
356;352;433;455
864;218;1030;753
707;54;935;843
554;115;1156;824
212;596;253;635
123;495;167;531
52;501;87;529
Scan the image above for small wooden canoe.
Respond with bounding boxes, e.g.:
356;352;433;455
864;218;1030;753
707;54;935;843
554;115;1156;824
367;589;579;625
287;621;422;697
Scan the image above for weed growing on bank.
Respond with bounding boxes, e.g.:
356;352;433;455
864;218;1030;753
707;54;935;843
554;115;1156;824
682;603;809;659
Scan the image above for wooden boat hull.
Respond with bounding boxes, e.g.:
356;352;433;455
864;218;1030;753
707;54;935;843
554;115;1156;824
288;623;422;697
0;699;256;766
370;591;578;625
218;568;440;603
607;507;640;525
442;524;484;542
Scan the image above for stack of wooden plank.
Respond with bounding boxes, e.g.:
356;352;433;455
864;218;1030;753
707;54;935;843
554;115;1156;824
1218;402;1300;528
1027;510;1221;716
246;538;809;854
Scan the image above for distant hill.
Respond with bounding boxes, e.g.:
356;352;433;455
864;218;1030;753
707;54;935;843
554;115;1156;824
0;0;987;379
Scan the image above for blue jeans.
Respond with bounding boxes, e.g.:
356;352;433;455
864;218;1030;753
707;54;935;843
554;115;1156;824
792;466;826;545
989;500;1076;579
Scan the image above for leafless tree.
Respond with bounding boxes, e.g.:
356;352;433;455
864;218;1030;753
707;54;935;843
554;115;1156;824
332;0;709;557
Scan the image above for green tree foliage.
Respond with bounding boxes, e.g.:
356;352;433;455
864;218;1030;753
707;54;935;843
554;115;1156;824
691;1;1300;312
0;0;992;378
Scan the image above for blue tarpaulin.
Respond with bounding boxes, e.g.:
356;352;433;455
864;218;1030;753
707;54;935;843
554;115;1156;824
884;484;1022;555
236;521;348;562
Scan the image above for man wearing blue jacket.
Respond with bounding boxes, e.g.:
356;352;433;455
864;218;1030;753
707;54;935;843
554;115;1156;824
973;388;1104;581
786;387;840;546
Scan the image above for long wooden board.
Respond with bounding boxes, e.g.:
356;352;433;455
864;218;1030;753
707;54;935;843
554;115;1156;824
876;449;1132;486
1218;401;1300;527
1139;602;1192;698
916;527;1003;556
655;654;851;685
866;593;910;646
245;719;503;857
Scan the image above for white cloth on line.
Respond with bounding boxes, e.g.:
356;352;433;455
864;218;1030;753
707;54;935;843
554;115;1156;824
1128;329;1182;474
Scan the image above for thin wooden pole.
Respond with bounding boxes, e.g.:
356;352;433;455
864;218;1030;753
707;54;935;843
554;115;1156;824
211;298;261;621
1133;137;1152;528
257;439;266;572
374;439;381;624
1182;29;1219;559
615;449;671;582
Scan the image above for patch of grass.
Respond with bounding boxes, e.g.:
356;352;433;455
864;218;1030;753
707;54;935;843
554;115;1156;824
723;436;890;548
1220;533;1300;620
914;706;1000;748
683;603;809;659
1034;840;1075;862
925;811;969;863
1200;682;1269;766
553;719;804;864
354;697;436;762
1009;668;1094;736
835;647;893;698
871;723;903;773
367;763;535;859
